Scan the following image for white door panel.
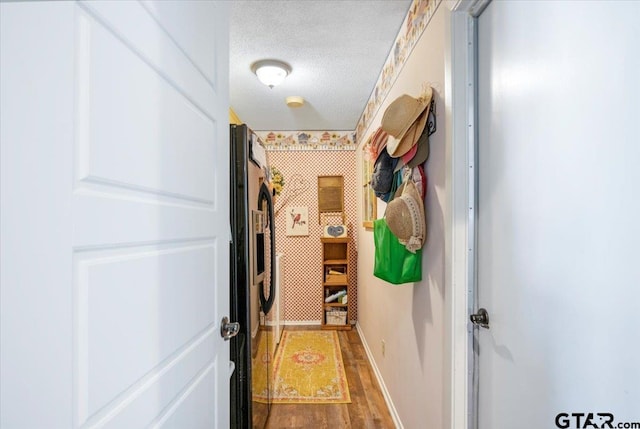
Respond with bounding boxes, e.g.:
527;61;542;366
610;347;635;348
77;244;217;420
76;2;218;203
1;1;230;428
476;1;640;428
138;0;221;86
79;1;222;117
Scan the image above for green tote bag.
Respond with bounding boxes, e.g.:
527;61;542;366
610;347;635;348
373;218;422;284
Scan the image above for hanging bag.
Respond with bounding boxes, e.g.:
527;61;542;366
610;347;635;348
373;219;422;284
373;178;423;284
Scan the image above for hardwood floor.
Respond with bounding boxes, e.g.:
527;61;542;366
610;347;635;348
264;326;395;429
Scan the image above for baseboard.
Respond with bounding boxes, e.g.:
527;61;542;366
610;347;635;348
355;322;403;429
283;320;321;326
282;320;358;327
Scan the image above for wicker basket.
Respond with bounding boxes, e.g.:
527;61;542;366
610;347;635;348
326;310;347;325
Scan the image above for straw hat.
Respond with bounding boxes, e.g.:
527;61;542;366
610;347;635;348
385;179;426;253
381;88;433;158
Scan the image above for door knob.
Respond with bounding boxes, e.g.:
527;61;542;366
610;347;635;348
470;308;490;329
220;316;240;340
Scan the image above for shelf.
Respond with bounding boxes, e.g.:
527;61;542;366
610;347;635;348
324;303;347;308
321;237;351;331
323;259;348;265
320;237;348;243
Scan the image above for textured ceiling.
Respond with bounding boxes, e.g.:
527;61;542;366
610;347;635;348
230;0;412;131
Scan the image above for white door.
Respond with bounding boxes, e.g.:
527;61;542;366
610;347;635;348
0;1;231;428
476;1;640;428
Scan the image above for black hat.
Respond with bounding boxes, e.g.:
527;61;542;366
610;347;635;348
370;148;398;196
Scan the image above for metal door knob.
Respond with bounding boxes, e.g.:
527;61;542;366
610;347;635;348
220;316;240;340
470;308;490;329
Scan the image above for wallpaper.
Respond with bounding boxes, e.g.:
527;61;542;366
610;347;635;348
259;0;442;324
267;150;358;323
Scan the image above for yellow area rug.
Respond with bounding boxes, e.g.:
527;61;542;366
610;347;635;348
254;330;351;404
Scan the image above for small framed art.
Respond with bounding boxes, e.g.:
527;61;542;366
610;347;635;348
286;206;309;236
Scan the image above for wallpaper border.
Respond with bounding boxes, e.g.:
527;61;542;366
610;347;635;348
354;0;442;144
256;131;356;152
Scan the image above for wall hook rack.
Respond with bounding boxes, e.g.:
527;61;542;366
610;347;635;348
426;99;437;136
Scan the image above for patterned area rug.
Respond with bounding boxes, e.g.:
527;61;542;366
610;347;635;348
254;330;351;404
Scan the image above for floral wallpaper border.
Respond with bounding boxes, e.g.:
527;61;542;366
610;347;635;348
355;0;441;144
256;0;441;151
256;131;356;152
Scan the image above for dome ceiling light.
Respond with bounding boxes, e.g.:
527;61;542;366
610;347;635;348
251;59;291;89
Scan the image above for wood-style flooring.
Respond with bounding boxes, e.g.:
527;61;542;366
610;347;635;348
263;326;396;429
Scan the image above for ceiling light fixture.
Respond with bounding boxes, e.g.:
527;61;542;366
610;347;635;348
251;59;291;88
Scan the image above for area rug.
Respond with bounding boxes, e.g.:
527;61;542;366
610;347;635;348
253;330;351;404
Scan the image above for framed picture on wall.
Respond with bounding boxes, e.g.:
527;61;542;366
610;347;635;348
286;206;309;236
362;144;376;229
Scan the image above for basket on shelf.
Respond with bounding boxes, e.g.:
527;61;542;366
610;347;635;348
325;309;348;325
325;266;347;284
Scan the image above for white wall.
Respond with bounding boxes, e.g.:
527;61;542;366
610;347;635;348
357;4;452;428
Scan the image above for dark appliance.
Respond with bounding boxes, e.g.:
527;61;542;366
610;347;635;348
230;124;276;429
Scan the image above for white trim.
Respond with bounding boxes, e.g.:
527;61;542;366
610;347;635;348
355;322;403;429
282;320;358;327
464;9;478;429
468;0;491;17
447;1;489;429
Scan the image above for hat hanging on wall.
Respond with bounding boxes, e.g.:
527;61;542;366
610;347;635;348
392;165;427;200
385;179;426;253
407;125;431;168
369;126;389;162
370;148;398;196
381;87;434;158
393;140;419;173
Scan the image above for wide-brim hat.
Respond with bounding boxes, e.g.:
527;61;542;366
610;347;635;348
385;179;426;253
382;87;433;158
387;99;430;158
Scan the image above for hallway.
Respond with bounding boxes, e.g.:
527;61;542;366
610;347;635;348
261;327;395;429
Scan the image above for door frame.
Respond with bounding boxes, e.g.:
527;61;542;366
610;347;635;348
447;1;490;429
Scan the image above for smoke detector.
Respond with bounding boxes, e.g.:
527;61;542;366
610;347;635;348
285;96;304;108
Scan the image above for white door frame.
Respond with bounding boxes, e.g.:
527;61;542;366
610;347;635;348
446;1;490;429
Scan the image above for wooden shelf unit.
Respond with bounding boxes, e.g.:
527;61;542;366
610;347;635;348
321;237;351;330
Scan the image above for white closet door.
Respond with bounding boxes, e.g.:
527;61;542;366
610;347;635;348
475;1;640;428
